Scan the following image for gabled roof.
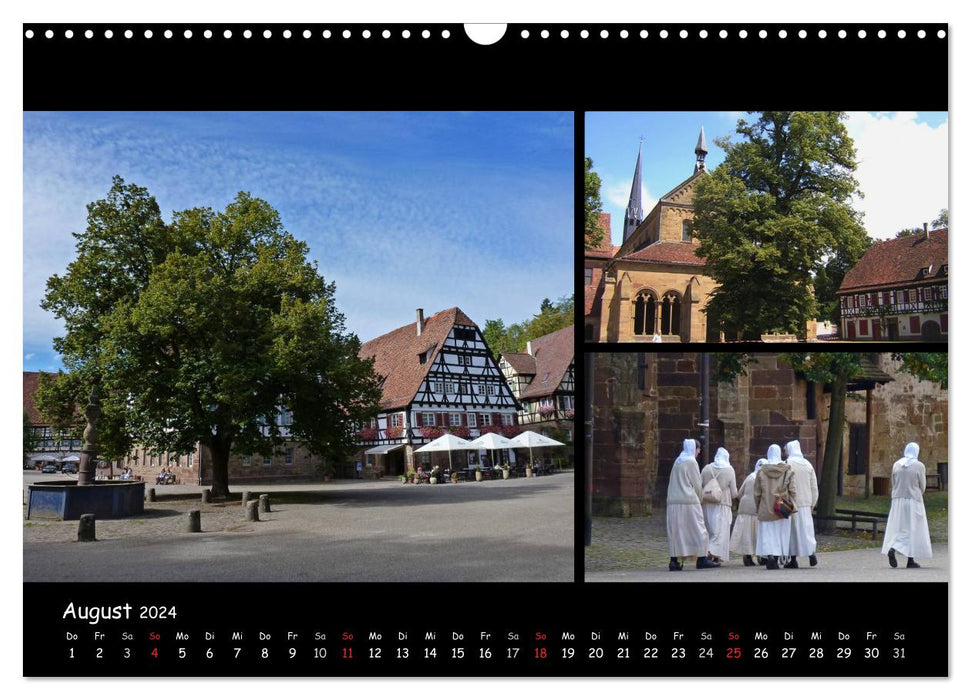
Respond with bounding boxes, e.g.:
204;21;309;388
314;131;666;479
838;229;948;293
618;240;706;266
502;353;537;376
502;325;574;400
359;307;477;410
658;169;705;204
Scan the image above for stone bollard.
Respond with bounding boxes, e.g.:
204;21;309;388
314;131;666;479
242;491;252;505
146;487;156;503
78;514;96;542
246;500;260;522
259;494;271;513
186;510;201;533
201;489;211;504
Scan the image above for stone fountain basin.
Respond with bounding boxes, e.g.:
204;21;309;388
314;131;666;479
26;480;145;520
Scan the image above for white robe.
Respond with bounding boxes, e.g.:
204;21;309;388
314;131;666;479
730;473;758;555
881;455;932;559
788;508;817;556
667;504;709;557
756;519;790;557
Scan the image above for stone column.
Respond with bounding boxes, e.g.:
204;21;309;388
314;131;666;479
77;384;102;486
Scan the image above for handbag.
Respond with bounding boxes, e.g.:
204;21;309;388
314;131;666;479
702;472;723;505
774;496;795;518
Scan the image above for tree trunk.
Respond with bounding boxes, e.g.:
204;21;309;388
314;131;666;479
208;438;232;499
816;374;848;532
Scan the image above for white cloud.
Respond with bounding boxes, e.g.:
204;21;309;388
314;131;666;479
25;353;35;361
844;112;948;239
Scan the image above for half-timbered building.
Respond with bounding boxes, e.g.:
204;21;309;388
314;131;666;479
499;325;575;441
356;307;520;477
837;227;948;341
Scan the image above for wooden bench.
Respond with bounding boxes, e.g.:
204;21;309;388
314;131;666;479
813;509;889;539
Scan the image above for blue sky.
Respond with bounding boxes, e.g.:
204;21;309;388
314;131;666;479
23;111;573;372
586;111;949;246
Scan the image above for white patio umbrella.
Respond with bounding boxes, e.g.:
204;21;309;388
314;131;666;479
413;433;474;472
509;430;566;467
58;455;81;462
468;432;517;470
29;454;60;462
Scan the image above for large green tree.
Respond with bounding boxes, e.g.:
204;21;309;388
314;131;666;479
483;294;573;359
716;352;946;528
41;177;382;496
693;112;870;340
932;208;948;228
584;157;607;250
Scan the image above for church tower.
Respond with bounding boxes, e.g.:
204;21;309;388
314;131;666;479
694;126;708;174
622;141;644;243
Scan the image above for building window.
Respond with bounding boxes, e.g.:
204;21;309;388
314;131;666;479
584;268;593;285
445;381;458;394
468;413;477;427
460;355;473;366
263;456;272;467
449;412;462;427
390;413;403;428
285;447;294;465
910;316;920;334
432;381;443;394
480;413;492;426
501;414;515;426
242;455;252;467
423;412;435;426
859;319;868;335
682;220;692;242
487;385;497;395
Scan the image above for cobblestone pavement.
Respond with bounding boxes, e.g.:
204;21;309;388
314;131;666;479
585;511;948;582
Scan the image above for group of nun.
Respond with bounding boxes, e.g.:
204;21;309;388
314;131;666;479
666;439;819;570
666;438;932;570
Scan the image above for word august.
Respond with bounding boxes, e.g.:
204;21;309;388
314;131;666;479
63;603;177;625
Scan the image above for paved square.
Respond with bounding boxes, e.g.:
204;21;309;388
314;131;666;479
23;473;574;583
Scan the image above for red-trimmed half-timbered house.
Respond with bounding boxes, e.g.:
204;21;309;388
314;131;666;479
837;227;948;341
499;325;575;442
356;307;520;477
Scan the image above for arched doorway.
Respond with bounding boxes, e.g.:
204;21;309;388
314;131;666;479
632;291;657;337
921;320;942;340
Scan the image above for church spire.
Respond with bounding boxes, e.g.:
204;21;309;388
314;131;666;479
694;126;708;174
623;139;644;243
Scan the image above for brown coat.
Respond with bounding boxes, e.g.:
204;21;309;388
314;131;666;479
754;462;798;522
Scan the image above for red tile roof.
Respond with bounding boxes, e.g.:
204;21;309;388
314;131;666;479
502;353;536;376
503;325;574;400
618;240;706;266
23;371;44;424
359;307;477;410
838;229;948;293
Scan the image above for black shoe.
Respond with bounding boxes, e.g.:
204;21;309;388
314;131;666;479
907;558;921;569
696;556;721;569
888;548;898;568
743;555;756;567
669;557;683;571
809;554;818;567
766;556;780;570
758;557;767;566
784;557;799;569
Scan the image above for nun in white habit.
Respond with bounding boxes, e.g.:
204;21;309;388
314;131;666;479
784;439;820;568
881;442;933;568
754;444;798;570
700;447;738;563
666;439;720;570
730;458;763;566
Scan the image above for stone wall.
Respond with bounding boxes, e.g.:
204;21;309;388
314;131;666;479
591;353;658;517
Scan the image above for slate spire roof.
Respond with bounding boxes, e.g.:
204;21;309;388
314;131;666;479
694;126;708;173
623;141;644;243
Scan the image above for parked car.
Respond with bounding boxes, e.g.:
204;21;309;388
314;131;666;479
41;464;58;474
61;463;78;474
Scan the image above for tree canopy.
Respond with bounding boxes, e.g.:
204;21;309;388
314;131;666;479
482;295;573;360
692;112;870;339
40;176;382;496
584;157;607;250
932;208;948;228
